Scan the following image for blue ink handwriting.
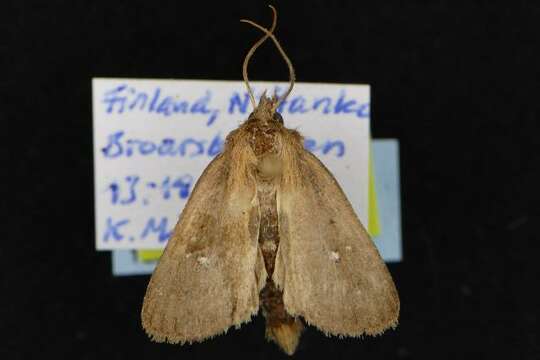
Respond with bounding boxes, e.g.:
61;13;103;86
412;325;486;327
103;217;129;242
102;131;345;159
103;85;220;126
103;84;369;127
141;217;172;242
107;174;194;206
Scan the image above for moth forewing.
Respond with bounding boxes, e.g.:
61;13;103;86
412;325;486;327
141;143;265;344
273;145;400;337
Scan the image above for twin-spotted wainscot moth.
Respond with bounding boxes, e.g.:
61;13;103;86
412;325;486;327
141;6;399;355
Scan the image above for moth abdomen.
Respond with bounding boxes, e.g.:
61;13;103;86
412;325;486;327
257;180;303;355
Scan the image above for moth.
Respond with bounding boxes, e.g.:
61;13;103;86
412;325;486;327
141;6;399;355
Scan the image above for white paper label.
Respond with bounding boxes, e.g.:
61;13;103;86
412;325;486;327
93;78;370;249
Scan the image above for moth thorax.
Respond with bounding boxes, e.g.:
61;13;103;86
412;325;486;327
256;154;282;180
247;122;281;157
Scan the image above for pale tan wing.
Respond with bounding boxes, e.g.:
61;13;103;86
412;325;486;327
273;147;399;337
141;140;267;344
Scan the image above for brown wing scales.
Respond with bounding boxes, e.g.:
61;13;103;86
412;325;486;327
142;142;266;344
274;144;399;337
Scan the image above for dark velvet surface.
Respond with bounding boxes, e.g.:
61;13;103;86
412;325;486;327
3;1;539;359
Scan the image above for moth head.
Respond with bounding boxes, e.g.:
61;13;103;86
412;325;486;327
248;91;284;125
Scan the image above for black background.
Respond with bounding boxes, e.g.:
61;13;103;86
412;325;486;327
3;1;539;359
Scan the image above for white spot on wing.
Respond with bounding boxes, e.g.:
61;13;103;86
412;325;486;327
197;256;210;267
345;245;352;251
329;251;340;262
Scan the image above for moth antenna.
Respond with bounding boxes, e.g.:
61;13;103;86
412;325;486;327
241;5;278;110
241;13;296;112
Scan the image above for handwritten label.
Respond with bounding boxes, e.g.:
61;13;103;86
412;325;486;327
93;78;370;250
